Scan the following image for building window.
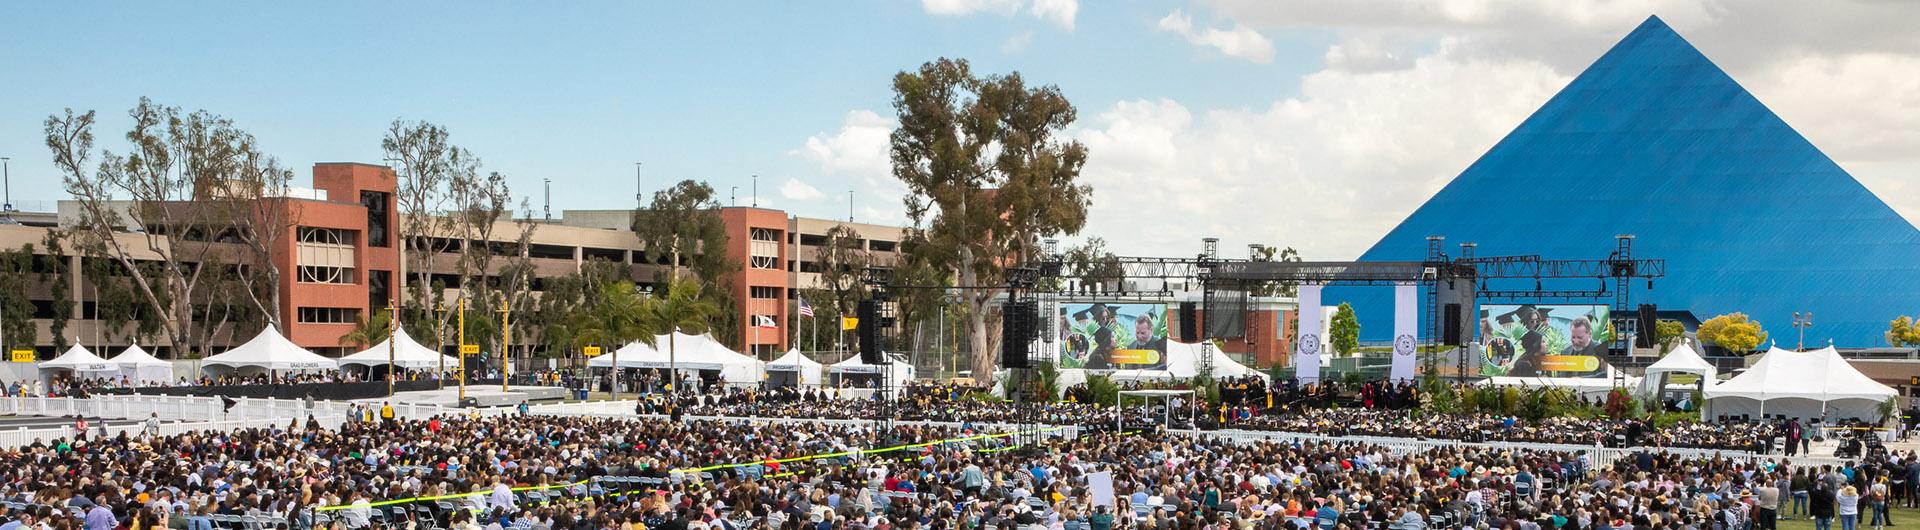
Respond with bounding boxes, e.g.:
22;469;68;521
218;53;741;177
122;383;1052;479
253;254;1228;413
869;240;896;252
750;228;778;242
360;191;390;248
297;265;355;284
799;234;828;247
750;286;781;299
297;307;360;324
297;227;352;246
368;269;393;308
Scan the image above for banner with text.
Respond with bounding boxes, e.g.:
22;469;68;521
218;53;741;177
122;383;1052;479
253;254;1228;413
1391;284;1418;382
1294;285;1322;383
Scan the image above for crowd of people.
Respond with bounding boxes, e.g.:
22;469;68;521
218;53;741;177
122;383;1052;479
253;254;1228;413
0;405;1911;530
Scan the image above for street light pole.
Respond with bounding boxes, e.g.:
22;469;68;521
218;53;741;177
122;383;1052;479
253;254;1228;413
1793;312;1814;350
499;303;510;393
2;156;13;224
458;296;468;401
387;303;398;397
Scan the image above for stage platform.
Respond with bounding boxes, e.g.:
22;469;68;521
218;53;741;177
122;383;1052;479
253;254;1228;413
359;386;570;408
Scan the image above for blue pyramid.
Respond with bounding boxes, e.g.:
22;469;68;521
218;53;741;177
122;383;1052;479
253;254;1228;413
1330;15;1920;348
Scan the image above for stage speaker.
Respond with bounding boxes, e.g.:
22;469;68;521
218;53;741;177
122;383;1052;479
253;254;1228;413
1441;303;1463;346
1635;304;1658;348
1001;301;1031;368
857;299;881;364
1179;302;1198;343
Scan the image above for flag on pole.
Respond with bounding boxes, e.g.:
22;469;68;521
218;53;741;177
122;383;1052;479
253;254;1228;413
798;298;815;318
754;315;778;328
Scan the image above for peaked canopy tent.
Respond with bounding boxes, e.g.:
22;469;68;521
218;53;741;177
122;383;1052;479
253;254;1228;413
40;344;119;375
1638;342;1718;399
828;354;915;390
200;328;338;374
108;344;175;385
766;349;824;387
586;332;764;384
1704;346;1896;423
337;328;460;371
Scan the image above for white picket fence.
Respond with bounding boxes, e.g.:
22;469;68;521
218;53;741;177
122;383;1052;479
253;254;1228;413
1202;428;1856;469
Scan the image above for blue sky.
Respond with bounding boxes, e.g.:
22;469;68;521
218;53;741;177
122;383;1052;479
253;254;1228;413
0;2;1320;220
4;2;1916;259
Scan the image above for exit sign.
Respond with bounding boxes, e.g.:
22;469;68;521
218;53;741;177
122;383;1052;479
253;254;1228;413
460;344;480;355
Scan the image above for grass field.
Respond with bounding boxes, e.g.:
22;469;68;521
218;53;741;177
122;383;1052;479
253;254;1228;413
1778;504;1920;530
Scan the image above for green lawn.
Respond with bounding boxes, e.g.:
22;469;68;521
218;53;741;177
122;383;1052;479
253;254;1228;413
1779;505;1920;530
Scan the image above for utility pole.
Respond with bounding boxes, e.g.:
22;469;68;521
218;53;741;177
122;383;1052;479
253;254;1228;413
499;303;511;393
752;174;758;208
542;178;551;221
635;162;644;210
458;296;468;401
1;156;13;224
849;191;855;223
386;303;398;397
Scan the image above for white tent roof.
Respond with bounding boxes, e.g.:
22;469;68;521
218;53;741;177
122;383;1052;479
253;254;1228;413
1706;346;1895;403
829;353;913;374
338;327;459;369
202;328;338;371
587;332;761;372
41;344;118;372
767;349;823;371
1643;343;1717;385
107;344;172;368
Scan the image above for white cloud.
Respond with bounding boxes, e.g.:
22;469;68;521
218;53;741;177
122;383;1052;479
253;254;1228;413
1155;9;1276;64
1002;30;1036;54
923;0;1077;31
1073;41;1567;259
1029;0;1078;31
793;110;894;180
780;178;825;201
791;109;913;223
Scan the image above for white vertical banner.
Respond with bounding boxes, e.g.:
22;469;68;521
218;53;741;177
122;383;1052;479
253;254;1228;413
1294;285;1322;384
1089;471;1115;507
1391;284;1418;382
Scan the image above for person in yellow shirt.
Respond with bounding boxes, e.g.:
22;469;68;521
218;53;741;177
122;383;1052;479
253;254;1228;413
380;401;395;424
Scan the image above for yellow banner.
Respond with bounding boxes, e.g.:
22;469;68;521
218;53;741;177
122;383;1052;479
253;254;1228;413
841;317;859;331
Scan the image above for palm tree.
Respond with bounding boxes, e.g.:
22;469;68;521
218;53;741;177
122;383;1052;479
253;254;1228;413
647;278;719;393
338;312;392;349
574;280;657;400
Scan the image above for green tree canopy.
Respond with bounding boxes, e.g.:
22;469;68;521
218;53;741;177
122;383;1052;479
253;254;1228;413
1329;302;1360;356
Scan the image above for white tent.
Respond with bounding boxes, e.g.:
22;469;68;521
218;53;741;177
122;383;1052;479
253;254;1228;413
40;344;118;374
337;328;460;370
1705;346;1896;422
1638;343;1717;397
108;344;174;385
766;349;824;387
587;332;764;383
201;328;338;373
1104;340;1268;383
829;353;915;389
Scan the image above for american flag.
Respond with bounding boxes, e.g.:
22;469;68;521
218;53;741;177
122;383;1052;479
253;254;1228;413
798;298;815;318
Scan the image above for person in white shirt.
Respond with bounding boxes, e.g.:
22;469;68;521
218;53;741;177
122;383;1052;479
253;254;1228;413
341;494;372;529
487;479;514;512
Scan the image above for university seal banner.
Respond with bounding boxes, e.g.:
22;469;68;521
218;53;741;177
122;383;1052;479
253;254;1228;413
1391;284;1417;382
1294;285;1322;384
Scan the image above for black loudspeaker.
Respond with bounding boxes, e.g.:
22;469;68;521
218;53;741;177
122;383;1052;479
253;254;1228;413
1001;301;1031;368
857;299;881;364
1635;304;1657;348
1178;302;1198;342
1442;303;1463;346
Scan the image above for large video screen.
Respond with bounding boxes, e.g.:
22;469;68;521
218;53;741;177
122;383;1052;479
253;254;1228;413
1059;302;1168;370
1479;304;1615;377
